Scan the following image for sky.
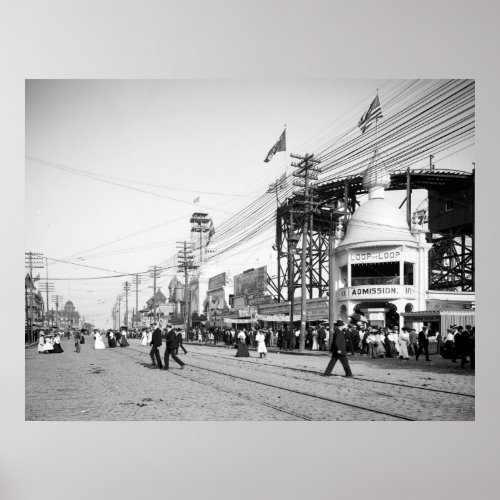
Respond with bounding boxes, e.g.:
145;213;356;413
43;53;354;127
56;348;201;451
25;79;475;328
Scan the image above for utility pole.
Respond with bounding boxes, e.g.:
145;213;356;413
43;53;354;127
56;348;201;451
40;257;54;328
189;213;213;269
287;206;300;351
51;295;62;329
40;280;54;327
25;252;44;343
268;174;287;305
177;241;197;341
133;274;141;328
123;281;131;328
148;266;163;324
291;153;322;351
117;296;122;328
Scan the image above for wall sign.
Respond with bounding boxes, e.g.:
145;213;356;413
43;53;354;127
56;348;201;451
349;247;403;264
338;285;416;300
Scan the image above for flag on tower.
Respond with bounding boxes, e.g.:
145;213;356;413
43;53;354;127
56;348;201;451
358;95;383;134
264;129;286;163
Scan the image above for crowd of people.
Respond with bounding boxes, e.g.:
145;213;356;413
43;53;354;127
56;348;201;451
33;319;475;371
37;330;64;354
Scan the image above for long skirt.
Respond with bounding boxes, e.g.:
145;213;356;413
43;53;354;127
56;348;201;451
398;340;409;359
257;341;267;354
108;338;117;348
53;343;64;353
120;337;129;347
375;343;386;357
312;337;319;351
235;341;250;357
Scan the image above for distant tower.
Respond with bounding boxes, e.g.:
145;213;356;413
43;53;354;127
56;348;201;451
190;213;214;270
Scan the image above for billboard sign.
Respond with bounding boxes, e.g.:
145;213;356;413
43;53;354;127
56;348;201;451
234;266;267;297
208;272;228;291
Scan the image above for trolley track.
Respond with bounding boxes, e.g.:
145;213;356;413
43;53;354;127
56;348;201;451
185;348;475;398
113;344;416;421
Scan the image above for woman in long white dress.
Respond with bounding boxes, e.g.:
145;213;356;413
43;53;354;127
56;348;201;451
398;328;410;360
94;330;106;350
311;329;319;351
37;332;46;354
43;335;55;353
141;329;149;346
256;330;267;359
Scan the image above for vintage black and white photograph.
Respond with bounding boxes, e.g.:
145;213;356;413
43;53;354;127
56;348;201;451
25;78;475;421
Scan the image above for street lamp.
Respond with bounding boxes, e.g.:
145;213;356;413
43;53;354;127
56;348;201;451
288;229;300;350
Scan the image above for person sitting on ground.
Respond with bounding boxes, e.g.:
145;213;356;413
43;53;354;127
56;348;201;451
43;334;55;353
52;332;64;353
236;329;250;357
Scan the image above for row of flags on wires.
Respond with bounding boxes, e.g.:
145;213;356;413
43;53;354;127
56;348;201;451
263;94;383;164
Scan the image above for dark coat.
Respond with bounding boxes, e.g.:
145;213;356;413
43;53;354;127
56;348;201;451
166;330;179;350
150;328;162;347
176;332;184;345
330;327;347;356
418;330;429;346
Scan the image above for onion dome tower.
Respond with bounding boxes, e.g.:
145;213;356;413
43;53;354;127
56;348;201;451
338;151;416;249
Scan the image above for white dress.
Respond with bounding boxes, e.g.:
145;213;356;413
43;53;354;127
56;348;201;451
141;331;149;346
37;336;46;353
398;332;410;359
256;332;267;354
312;332;319;350
94;333;106;350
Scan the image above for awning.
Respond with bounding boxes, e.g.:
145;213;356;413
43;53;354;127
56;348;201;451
223;317;253;324
402;310;475;336
256;313;301;322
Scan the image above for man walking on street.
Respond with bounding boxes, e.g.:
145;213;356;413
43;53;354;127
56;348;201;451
409;328;418;356
74;329;81;353
322;320;353;378
176;328;188;355
164;327;186;370
149;323;163;369
416;325;430;361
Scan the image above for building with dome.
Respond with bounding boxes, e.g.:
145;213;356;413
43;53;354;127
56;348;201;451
59;300;81;329
332;153;474;331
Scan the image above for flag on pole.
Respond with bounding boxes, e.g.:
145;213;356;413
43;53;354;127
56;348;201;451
358;95;383;134
264;129;286;163
193;196;200;204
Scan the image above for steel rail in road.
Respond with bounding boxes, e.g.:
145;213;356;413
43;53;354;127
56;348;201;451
187;349;475;399
117;345;415;421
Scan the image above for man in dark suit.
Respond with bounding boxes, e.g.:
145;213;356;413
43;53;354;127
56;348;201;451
458;326;470;368
149;323;163;369
175;328;187;355
164;328;185;370
322;320;353;377
416;325;430;361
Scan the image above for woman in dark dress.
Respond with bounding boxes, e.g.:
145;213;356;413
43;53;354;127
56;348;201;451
235;330;250;357
52;332;64;353
119;328;129;347
107;330;117;348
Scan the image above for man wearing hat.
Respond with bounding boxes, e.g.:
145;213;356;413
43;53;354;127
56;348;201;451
408;328;418;356
149;322;163;369
416;325;430;361
73;328;81;353
164;326;185;370
322;320;353;378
